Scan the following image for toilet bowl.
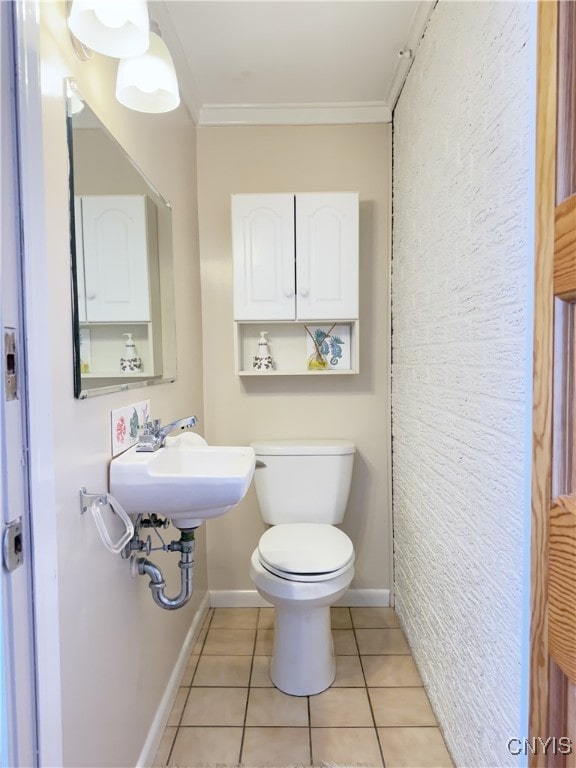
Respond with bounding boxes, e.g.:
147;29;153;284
250;524;354;695
249;440;356;696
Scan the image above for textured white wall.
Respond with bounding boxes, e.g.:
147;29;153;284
392;2;535;766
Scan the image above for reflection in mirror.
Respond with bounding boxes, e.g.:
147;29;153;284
66;80;177;398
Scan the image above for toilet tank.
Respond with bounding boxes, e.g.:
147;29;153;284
250;439;355;525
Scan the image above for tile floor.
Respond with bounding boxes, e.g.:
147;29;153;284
153;606;453;768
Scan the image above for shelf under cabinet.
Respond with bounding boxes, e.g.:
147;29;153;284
235;320;359;376
81;370;153;379
79;321;161;378
238;368;358;377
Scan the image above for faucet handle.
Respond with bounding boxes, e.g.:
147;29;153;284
137;416;198;452
136;433;160;452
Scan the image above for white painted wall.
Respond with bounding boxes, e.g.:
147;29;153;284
39;4;207;766
392;2;536;766
196;125;393;605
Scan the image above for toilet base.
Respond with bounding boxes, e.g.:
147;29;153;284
271;604;334;696
250;548;354;696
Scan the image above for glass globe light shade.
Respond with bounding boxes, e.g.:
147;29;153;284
116;32;181;113
67;0;149;58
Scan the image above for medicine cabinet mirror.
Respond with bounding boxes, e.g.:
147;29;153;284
66;81;177;398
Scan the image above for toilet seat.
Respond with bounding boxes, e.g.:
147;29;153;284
258;523;354;583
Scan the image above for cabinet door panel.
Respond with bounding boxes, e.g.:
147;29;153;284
232;194;295;320
82;195;151;322
295;193;358;320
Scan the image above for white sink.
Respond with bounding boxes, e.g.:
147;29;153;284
110;432;256;529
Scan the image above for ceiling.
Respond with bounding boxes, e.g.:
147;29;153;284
152;1;434;126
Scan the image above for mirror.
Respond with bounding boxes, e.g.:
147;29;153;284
66;81;177;398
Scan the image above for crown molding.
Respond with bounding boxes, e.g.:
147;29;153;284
158;0;433;127
198;101;392;126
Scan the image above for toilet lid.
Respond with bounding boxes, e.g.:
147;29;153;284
258;524;354;581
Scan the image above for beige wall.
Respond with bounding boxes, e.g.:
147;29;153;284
40;4;206;766
197;125;392;599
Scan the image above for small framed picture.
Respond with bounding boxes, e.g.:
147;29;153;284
304;324;351;370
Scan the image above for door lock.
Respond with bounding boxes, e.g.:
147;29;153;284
3;520;23;572
4;327;17;401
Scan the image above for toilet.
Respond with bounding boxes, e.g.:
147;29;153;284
249;439;356;696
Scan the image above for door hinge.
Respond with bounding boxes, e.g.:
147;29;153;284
3;520;23;572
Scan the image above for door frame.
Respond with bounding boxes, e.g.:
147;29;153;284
530;0;576;760
9;2;63;764
530;1;555;752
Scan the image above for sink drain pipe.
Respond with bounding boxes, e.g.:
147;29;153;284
137;529;195;610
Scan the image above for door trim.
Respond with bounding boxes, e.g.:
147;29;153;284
13;2;63;765
530;0;557;757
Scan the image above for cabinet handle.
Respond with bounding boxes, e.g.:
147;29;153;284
86;289;96;300
283;288;294;298
299;287;309;298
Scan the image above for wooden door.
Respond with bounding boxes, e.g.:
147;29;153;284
531;1;576;765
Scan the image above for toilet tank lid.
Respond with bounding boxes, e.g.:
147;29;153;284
250;439;356;456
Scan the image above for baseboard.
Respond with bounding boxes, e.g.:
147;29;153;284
209;588;391;608
136;591;210;768
336;588;391;607
210;589;272;607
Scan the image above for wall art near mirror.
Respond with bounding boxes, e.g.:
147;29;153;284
66;80;177;398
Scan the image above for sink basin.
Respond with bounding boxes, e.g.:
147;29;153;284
109;432;256;529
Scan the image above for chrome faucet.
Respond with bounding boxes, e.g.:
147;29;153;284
136;416;198;452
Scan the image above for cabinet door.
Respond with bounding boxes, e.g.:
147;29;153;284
295;193;359;320
81;195;151;322
232;193;295;320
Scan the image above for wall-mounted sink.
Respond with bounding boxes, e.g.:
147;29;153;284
110;432;256;529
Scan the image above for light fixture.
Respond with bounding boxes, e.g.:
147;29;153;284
67;0;150;59
115;24;180;114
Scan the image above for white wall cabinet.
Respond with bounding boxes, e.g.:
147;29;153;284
77;194;156;322
232;192;359;375
74;194;162;378
232;192;358;321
